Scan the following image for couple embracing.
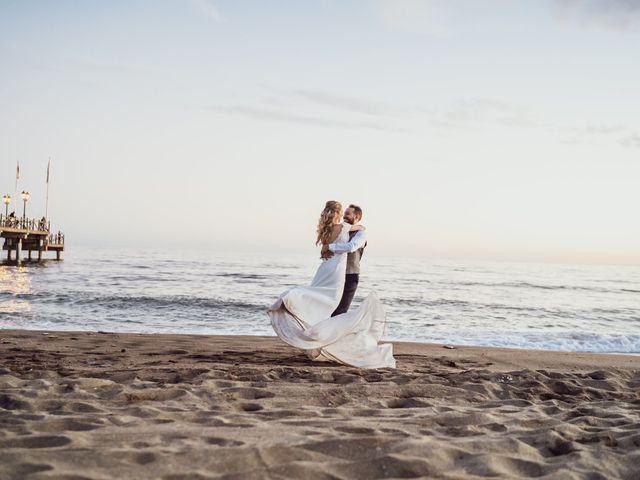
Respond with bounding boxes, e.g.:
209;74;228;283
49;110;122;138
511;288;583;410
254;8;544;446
268;201;396;369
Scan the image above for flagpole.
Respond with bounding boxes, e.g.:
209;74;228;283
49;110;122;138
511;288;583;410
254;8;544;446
45;158;51;219
14;160;19;215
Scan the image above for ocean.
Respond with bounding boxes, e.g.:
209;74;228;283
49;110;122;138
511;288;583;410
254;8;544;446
1;247;639;353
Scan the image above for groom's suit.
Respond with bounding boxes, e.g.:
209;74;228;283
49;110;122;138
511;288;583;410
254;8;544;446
329;229;367;316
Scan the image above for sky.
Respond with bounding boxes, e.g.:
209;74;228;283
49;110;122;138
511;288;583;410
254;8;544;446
1;0;639;265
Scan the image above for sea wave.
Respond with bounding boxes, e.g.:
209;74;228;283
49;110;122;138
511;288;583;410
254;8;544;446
392;331;640;354
12;291;265;313
432;279;629;294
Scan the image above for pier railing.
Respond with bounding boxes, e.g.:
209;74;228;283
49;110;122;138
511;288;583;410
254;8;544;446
48;232;65;245
0;214;51;232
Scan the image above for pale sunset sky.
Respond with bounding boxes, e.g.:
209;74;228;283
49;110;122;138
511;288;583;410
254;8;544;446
1;0;639;265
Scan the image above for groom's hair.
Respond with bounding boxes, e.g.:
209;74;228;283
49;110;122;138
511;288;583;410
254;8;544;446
349;204;363;220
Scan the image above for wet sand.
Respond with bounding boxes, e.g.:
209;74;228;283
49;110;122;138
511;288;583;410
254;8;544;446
1;329;639;479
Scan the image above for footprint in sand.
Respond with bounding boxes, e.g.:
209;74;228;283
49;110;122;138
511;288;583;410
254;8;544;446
351;408;386;417
238;403;263;412
335;426;376;435
0;394;32;411
548;438;578;456
164;349;189;355
121;406;161;418
33;418;104;432
212;380;235;388
386;398;430;409
158;433;190;445
333;373;365;385
483;422;508;432
205;437;245;447
10;463;54;476
15;413;45;421
135;452;156;465
5;435;71;449
68;402;104;413
105;371;138;382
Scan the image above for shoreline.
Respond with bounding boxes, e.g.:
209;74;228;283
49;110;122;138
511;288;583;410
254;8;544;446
1;329;639;478
2;327;640;361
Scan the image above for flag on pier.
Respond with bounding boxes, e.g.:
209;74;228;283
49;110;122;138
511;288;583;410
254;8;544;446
45;158;51;219
14;161;20;213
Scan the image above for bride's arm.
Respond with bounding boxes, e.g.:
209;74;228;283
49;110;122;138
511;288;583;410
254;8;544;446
321;224;366;257
327;228;367;255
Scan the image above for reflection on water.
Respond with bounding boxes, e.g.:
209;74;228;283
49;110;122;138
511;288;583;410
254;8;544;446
0;265;32;314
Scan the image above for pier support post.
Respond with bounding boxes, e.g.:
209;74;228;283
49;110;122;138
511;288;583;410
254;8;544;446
28;250;32;261
16;239;22;265
6;247;11;263
56;250;61;261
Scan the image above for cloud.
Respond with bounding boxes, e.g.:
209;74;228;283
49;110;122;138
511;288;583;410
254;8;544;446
264;90;540;133
206;86;412;132
558;123;640;149
580;124;627;135
430;98;542;130
191;0;226;23
553;0;640;31
207;105;406;132
208;90;635;148
292;89;405;117
562;124;628;137
620;133;640;148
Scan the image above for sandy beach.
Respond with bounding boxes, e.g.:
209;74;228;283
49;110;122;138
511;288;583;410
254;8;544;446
0;330;639;479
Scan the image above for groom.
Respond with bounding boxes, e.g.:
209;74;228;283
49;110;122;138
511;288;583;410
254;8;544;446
321;204;367;316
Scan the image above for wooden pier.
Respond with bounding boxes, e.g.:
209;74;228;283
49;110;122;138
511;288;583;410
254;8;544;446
0;214;65;264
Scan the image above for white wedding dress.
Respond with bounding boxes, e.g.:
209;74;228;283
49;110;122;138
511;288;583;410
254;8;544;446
268;223;396;369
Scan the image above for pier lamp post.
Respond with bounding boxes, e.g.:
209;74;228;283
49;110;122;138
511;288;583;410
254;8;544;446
2;194;9;217
21;191;30;222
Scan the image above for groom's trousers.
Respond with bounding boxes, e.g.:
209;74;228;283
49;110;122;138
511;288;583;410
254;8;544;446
331;274;359;317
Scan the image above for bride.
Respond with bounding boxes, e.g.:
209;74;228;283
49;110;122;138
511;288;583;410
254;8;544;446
268;200;396;369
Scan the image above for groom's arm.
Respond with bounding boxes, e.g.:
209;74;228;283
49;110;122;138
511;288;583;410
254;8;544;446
328;230;367;254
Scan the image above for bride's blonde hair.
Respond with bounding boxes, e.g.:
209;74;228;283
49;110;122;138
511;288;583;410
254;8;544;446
316;200;342;246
